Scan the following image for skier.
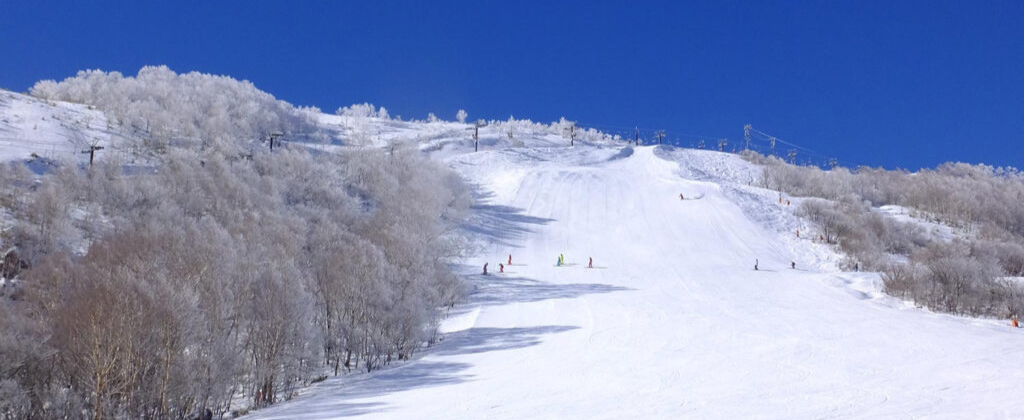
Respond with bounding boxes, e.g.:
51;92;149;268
560;253;565;266
680;193;684;200
796;229;800;238
588;257;593;268
483;263;488;275
791;261;796;269
499;263;504;273
508;254;512;265
556;256;561;267
854;263;859;272
754;259;759;271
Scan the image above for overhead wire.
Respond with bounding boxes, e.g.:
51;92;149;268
747;128;863;168
572;121;859;169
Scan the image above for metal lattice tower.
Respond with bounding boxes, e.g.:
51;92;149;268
744;124;751;150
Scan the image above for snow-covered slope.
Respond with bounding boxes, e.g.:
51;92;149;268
0;90;124;166
3;95;1021;418
877;204;959;242
244;141;1024;419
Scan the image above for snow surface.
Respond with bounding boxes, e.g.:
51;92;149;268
877;205;959;242
0;90;124;166
244;141;1024;419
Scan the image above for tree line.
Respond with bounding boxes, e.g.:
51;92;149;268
745;151;1024;318
1;68;472;419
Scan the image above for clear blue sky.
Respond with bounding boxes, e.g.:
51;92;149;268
2;1;1021;170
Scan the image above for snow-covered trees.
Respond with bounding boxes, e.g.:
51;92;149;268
480;116;616;146
748;151;1024;319
755;153;1024;240
335;103;389;120
456;109;468;124
796;197;927;270
29;66;317;155
0;139;470;418
894;241;1015;316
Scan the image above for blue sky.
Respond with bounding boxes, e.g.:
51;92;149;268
2;1;1021;170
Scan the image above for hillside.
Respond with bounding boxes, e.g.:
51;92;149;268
2;90;1022;419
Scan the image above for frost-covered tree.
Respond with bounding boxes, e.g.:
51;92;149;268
30;66;318;156
336;103;389;119
0;123;472;418
745;150;1024;317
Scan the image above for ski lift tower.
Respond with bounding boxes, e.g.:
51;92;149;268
467;120;487;152
267;132;284;152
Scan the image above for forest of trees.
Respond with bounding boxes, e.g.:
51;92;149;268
0;69;472;419
746;151;1024;318
29;66;323;157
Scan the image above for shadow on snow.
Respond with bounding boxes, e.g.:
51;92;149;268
432;325;580;357
246;325;580;419
460;274;633;308
248;273;628;419
461;188;554;248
